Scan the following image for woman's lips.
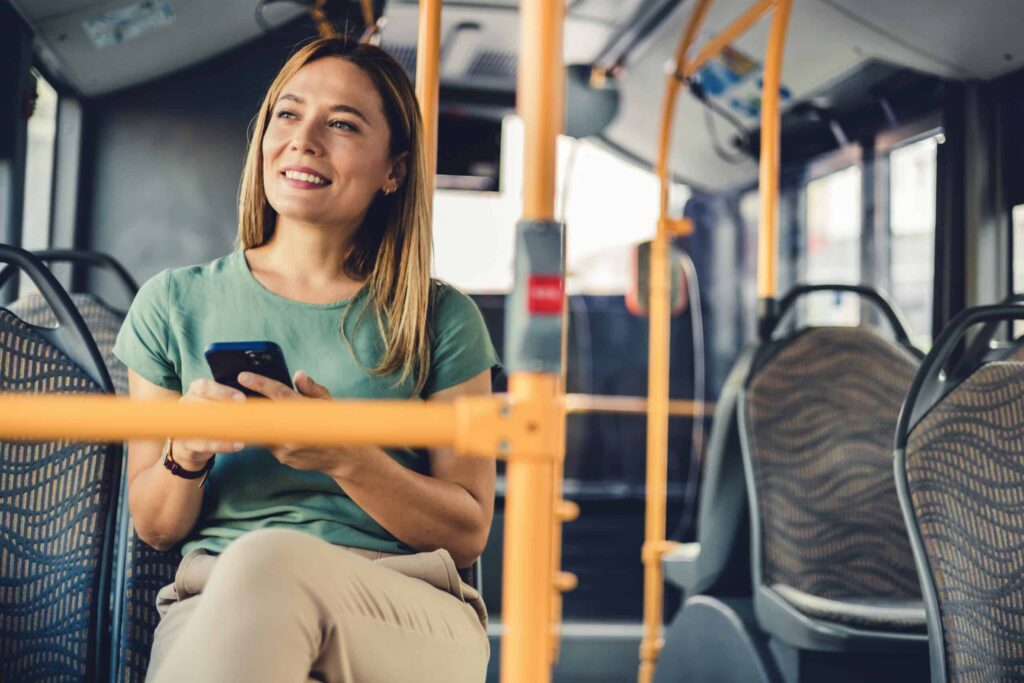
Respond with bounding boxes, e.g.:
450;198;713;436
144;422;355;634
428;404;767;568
281;174;331;190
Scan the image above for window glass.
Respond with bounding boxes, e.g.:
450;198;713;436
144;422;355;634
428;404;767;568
432;115;671;295
804;165;861;324
1013;204;1024;294
20;71;59;293
1013;204;1024;337
890;135;938;345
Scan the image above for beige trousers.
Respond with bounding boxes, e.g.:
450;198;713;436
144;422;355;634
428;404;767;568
146;528;489;683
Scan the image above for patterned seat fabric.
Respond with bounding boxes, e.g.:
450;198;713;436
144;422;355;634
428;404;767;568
744;328;922;619
11;292;179;682
0;309;118;681
9;293;128;395
905;353;1024;682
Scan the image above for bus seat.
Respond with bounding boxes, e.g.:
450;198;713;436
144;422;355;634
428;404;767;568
0;246;120;682
6;252;179;683
663;344;755;597
897;304;1024;683
741;307;929;661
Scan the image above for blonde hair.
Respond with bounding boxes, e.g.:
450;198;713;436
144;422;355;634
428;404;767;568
237;38;433;393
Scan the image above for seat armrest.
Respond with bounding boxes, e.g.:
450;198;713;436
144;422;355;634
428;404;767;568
663;542;702;591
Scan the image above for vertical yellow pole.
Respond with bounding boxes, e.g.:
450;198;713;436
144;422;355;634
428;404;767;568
640;3;712;682
359;0;375;26
757;0;792;301
415;0;442;196
501;0;565;682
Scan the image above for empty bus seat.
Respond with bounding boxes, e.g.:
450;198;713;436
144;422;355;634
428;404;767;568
0;246;120;682
740;286;929;666
663;344;754;596
897;304;1024;683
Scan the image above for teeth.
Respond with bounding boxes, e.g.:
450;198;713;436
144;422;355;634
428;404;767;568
284;170;327;185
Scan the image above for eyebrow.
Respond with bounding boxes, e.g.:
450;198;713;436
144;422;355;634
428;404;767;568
277;93;372;126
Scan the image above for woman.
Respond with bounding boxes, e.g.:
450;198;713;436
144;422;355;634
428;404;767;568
113;38;499;683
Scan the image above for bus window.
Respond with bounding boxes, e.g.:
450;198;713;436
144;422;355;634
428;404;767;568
432;115;667;295
1013;204;1024;336
20;70;58;293
889;135;939;345
804;165;862;325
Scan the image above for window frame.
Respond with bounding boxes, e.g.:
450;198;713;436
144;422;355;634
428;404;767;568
876;113;944;344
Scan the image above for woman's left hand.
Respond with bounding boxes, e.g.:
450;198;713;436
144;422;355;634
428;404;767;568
237;370;348;476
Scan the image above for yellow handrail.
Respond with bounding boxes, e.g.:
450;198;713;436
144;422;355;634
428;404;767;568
679;0;775;80
415;0;442;195
758;0;793;301
359;0;375;27
564;394;712;417
641;1;792;681
0;393;561;460
640;2;711;681
500;0;566;680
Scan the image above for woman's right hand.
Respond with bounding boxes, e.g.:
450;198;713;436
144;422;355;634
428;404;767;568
172;378;248;469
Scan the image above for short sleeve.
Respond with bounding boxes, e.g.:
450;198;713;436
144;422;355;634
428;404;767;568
112;270;182;391
422;283;501;397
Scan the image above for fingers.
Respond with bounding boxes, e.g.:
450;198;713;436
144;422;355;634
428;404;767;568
237;372;295;400
185;378;246;403
294;371;331;399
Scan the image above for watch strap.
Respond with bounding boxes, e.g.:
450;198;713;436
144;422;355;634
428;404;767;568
162;440;215;483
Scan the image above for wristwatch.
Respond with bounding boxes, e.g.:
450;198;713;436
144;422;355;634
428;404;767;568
161;439;215;485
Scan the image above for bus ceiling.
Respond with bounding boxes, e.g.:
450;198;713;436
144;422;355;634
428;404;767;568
8;0;1024;193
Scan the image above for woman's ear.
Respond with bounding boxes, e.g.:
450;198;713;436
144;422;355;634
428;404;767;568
387;152;409;190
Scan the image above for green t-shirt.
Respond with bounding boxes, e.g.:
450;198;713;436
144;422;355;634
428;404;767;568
113;250;500;556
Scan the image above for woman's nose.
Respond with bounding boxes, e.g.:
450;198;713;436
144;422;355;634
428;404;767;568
289;121;323;156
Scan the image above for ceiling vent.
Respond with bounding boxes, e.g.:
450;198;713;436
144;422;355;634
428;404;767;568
383;43;418;76
466;50;517;80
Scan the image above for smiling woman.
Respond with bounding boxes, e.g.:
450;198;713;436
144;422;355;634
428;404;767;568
110;38;499;683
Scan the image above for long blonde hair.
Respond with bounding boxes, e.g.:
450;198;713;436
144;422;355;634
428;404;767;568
237;38;433;393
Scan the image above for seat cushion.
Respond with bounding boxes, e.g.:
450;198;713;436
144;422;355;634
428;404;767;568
772;583;926;633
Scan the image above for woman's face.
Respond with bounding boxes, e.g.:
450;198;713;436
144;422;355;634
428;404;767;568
262;57;400;231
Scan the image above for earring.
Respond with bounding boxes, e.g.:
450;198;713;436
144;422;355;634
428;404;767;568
383;185;394;195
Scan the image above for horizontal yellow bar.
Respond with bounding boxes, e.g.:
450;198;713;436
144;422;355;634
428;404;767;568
681;0;776;80
0;393;558;459
1;393;451;446
563;394;712;417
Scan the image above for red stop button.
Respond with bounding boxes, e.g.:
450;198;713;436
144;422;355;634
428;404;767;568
528;275;564;315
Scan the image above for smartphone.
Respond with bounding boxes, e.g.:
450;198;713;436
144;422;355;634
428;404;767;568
204;341;293;397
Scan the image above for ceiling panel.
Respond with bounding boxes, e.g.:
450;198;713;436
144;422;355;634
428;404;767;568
12;0;101;22
602;0;1005;192
826;0;1024;80
17;0;304;96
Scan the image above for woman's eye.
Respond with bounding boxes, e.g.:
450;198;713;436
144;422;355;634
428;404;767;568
275;110;297;120
330;120;357;132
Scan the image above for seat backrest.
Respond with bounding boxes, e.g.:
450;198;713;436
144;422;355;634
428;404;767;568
9;292;128;394
10;290;178;683
0;308;120;681
742;326;920;600
687;344;756;596
902;348;1024;682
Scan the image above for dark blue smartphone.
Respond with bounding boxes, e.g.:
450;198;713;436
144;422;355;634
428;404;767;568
204;341;293;397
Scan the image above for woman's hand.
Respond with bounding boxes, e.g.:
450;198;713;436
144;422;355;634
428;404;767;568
174;379;248;469
237;370;349;476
